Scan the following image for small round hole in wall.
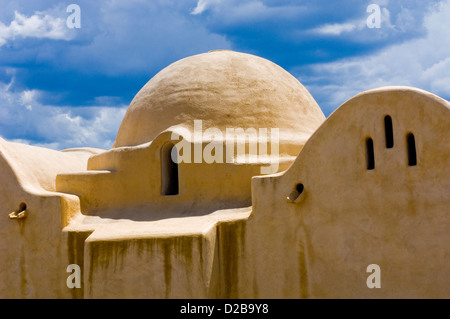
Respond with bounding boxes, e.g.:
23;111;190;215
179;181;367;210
8;202;28;220
19;202;27;211
287;183;305;203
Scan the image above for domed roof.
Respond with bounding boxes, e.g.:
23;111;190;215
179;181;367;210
113;50;325;148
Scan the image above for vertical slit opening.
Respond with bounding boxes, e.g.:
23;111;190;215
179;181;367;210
407;133;417;166
296;183;304;194
161;143;179;195
366;138;375;170
384;115;394;148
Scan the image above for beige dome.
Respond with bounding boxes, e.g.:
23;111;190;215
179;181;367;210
113;50;325;149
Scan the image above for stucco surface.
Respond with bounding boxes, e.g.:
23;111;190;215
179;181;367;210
248;87;450;298
113;50;325;150
0;50;448;299
0;138;99;298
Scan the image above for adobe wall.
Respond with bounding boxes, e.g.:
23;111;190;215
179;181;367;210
247;87;450;298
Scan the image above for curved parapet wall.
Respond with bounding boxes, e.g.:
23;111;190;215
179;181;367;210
249;87;450;298
0;139;100;193
0;138;99;298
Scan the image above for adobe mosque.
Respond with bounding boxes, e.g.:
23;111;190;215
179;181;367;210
0;50;448;298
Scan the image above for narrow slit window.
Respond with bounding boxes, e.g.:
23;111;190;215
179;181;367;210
296;183;304;195
161;143;179;195
384;115;394;148
366;138;375;170
407;133;417;166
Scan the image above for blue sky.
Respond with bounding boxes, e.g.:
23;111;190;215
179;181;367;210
0;0;449;150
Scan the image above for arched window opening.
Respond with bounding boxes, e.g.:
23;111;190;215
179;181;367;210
366;138;375;170
407;133;417;166
161;143;179;195
384;115;394;148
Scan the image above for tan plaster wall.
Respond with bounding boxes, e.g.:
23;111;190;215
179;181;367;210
247;87;450;298
0;138;97;298
1;56;448;300
56;131;294;218
70;206;252;298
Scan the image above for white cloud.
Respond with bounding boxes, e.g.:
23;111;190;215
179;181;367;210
310;5;396;37
312;23;358;36
0;80;127;150
191;0;222;15
190;0;308;24
20;90;37;110
0;10;72;46
302;1;450;113
57;1;231;75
